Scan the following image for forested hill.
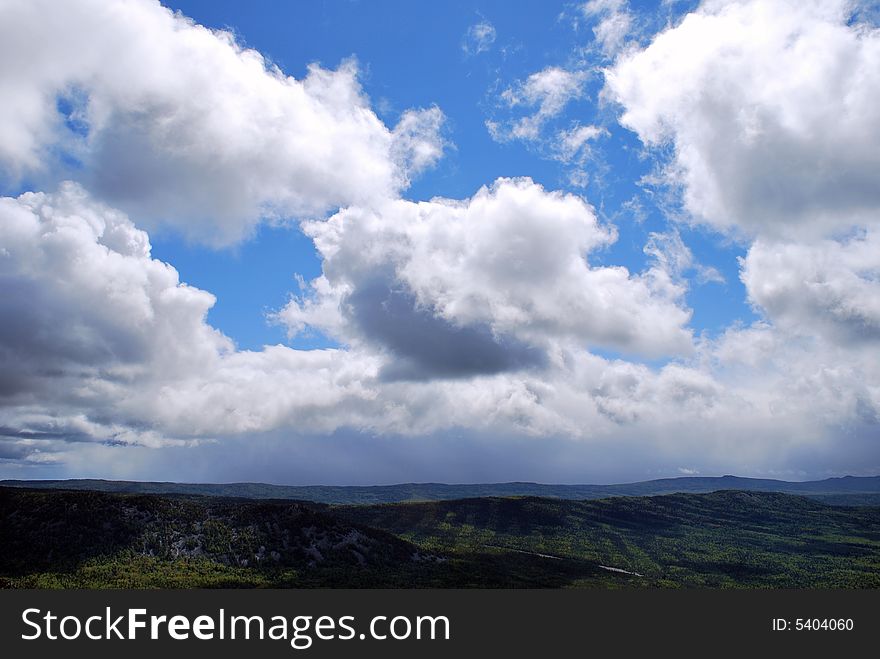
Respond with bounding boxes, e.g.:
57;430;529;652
2;487;880;588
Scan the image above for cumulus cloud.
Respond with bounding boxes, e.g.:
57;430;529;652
604;0;880;239
0;183;230;451
0;0;443;245
603;0;880;345
741;231;880;344
463;20;497;55
489;67;590;142
279;177;695;370
0;183;230;395
602;0;880;455
0;184;385;449
0;184;875;476
575;0;880;477
708;321;880;436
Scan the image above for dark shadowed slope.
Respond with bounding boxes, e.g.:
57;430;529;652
0;488;632;588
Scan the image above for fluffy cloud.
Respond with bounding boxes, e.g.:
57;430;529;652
0;183;228;452
0;182;230;395
0;183;874;476
584;0;880;476
0;184;385;448
0;0;442;245
709;322;880;435
741;231;880;344
280;177;695;375
603;0;880;440
605;0;880;239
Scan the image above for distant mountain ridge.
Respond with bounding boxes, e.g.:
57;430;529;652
3;474;879;505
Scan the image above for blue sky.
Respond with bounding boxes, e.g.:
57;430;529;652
1;0;878;483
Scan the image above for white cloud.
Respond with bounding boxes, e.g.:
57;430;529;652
1;183;875;476
490;67;590;142
644;230;725;286
582;0;635;57
553;124;607;163
463;20;497;55
391;106;447;186
0;0;443;245
601;0;880;444
604;0;880;240
741;231;880;344
708;321;880;435
0;183;230;445
0;182;231;387
0;184;385;445
488;69;604;187
551;123;608;188
576;0;880;476
280;177;695;368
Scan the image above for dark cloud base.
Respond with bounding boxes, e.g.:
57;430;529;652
347;277;547;380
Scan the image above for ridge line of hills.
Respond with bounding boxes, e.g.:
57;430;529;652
3;474;880;506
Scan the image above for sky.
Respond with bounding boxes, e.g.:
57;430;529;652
0;0;878;484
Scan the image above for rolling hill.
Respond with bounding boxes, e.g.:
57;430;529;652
338;491;880;587
2;486;879;588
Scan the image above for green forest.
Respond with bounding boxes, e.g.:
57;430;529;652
2;486;879;588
